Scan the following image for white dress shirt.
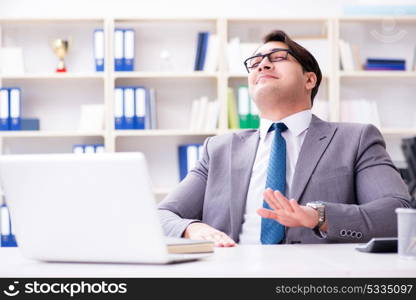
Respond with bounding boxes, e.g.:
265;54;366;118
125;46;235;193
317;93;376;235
238;109;312;244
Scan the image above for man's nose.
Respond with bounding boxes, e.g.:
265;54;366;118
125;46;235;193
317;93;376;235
257;56;273;72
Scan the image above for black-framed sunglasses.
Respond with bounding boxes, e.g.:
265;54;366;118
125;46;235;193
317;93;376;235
243;48;297;73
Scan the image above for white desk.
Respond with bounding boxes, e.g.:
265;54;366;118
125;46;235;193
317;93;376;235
1;244;416;278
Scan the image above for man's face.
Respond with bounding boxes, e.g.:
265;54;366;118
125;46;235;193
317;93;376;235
247;41;310;111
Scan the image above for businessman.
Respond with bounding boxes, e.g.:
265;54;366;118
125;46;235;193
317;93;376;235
158;30;411;247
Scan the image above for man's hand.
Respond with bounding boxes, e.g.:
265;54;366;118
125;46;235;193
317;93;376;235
257;188;323;230
183;222;236;247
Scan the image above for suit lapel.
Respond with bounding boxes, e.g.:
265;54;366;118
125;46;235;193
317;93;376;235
229;130;260;240
289;115;337;202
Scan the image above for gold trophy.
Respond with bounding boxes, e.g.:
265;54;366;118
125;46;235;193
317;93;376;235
51;39;69;72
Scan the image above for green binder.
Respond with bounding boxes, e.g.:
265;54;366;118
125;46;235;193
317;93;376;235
237;85;260;129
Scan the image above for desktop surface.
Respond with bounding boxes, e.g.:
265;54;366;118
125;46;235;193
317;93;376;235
1;244;415;278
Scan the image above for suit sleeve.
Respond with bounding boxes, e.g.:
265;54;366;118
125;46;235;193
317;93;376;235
323;124;411;242
157;137;211;237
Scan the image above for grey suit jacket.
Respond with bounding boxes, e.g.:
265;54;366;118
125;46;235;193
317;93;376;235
158;115;411;244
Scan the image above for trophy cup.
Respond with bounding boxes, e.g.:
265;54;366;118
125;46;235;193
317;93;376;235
51;39;69;72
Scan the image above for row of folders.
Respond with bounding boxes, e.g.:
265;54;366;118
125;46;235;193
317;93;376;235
113;85;260;131
0;88;40;131
93;28;136;72
94;29;219;72
114;86;156;130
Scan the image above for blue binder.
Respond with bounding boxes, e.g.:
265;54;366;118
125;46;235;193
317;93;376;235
0;88;9;130
0;204;17;247
73;144;85;154
198;32;209;71
84;144;95;153
114;87;124;129
123;87;135;129
123;29;135;71
20;118;40;130
194;32;204;71
134;87;146;130
178;144;202;181
9;88;21;131
94;29;105;72
94;144;105;153
114;29;124;71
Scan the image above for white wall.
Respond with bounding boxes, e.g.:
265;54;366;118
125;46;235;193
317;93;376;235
0;0;415;19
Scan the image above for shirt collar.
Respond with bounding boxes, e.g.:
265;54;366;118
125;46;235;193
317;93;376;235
259;109;312;140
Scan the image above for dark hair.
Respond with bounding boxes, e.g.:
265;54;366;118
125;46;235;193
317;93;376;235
263;30;322;104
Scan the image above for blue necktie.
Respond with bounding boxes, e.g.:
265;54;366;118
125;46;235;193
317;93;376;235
261;122;288;244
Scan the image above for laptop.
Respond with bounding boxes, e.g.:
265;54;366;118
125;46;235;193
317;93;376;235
0;152;213;264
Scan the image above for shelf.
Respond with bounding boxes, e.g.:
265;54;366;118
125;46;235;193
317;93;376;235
113;72;218;79
339;71;416;78
114;129;218;137
380;128;416;136
0;131;105;138
0;73;105;80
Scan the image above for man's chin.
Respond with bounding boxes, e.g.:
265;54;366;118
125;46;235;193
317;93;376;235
254;84;279;98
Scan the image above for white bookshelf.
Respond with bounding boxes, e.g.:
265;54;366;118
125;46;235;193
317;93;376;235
0;16;415;193
336;16;416;162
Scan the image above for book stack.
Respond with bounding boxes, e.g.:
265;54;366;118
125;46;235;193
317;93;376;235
0;87;40;131
193;32;219;72
339;39;362;71
73;144;105;154
114;28;135;71
114;86;157;130
189;97;219;131
364;58;406;71
0;203;17;247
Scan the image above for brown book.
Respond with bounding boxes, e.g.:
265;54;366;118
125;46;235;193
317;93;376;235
166;237;214;254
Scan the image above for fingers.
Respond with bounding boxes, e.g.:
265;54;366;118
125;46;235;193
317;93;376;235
186;223;236;247
211;232;236;247
263;189;294;214
274;190;294;213
257;207;278;219
263;188;282;211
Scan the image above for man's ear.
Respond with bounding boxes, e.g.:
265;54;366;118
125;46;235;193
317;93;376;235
305;72;317;91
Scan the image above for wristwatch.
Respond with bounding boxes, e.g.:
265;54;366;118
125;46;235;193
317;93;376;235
306;201;326;231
